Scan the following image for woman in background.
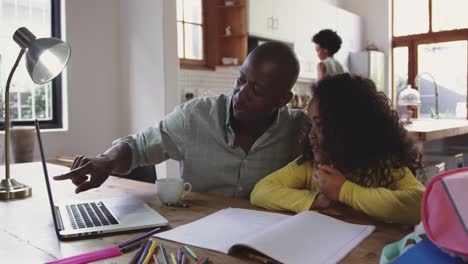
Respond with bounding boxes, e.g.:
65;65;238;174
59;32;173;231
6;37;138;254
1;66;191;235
312;29;347;79
251;73;425;225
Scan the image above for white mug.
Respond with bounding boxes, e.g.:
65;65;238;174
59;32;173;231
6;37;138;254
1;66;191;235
155;178;192;204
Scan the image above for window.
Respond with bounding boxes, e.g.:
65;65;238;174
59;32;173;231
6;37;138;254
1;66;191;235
0;0;62;129
177;0;206;66
392;0;468;119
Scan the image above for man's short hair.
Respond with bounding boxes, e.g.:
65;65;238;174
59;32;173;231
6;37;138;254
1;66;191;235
249;41;300;91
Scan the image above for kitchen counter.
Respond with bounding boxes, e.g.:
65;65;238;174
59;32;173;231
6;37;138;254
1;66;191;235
405;118;468;141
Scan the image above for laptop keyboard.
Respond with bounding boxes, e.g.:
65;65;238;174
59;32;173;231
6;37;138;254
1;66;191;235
65;202;119;229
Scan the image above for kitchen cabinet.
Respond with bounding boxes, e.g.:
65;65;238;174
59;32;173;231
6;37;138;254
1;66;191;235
335;8;363;67
294;0;318;80
247;0;295;42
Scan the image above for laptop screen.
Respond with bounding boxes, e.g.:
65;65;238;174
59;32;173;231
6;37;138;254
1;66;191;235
35;119;63;237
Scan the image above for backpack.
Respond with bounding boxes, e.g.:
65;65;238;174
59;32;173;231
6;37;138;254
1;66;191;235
380;168;468;263
422;168;468;257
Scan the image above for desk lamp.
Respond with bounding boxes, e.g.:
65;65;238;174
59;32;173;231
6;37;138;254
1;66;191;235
398;84;421;124
0;27;71;200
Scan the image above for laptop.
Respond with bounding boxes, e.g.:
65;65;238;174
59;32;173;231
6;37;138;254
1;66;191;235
35;120;169;240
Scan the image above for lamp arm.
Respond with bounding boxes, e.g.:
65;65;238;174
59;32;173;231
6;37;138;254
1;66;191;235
4;49;25;181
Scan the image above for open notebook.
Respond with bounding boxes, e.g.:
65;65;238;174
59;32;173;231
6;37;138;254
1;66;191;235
154;208;375;264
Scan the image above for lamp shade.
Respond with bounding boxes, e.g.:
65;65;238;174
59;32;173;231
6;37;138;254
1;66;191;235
0;27;71;200
13;27;71;84
398;85;421;106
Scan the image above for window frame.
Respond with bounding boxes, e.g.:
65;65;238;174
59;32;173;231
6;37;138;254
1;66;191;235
391;0;468;117
177;0;207;67
178;0;217;69
1;0;63;130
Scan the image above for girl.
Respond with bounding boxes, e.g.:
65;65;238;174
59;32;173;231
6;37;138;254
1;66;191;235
251;73;425;225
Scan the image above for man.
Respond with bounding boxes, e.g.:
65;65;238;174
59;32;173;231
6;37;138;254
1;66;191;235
54;42;306;198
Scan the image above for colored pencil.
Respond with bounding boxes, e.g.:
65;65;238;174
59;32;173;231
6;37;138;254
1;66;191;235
119;228;161;248
170;253;178;264
183;245;198;261
143;239;159;264
159;243;169;264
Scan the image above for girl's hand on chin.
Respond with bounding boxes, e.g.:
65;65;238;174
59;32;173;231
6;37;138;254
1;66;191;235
313;164;346;201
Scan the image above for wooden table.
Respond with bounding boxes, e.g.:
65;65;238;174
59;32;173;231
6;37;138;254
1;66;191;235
405;118;468;141
0;162;409;263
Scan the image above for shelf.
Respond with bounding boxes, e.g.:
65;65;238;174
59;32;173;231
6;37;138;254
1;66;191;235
212;0;247;67
218;34;246;38
216;4;246;9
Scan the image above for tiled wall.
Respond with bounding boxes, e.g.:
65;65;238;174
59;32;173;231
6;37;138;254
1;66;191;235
179;67;313;103
179;66;240;102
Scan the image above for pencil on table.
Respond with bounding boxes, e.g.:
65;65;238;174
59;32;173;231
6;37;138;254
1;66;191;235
152;254;161;264
136;239;153;264
159;243;169;264
119;228;161;249
128;244;145;264
177;247;183;264
142;239;159;264
170;253;178;264
195;255;209;264
183;245;199;261
121;241;145;254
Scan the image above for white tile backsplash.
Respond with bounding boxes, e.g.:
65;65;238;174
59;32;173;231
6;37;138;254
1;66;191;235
179;66;314;102
180;66;240;101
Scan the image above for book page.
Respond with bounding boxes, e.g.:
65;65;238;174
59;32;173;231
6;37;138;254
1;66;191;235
154;208;289;253
237;210;375;264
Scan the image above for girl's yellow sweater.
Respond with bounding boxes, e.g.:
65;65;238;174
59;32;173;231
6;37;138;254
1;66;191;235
251;158;425;225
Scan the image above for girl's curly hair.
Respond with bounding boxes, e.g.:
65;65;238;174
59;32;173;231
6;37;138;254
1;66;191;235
298;73;423;187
